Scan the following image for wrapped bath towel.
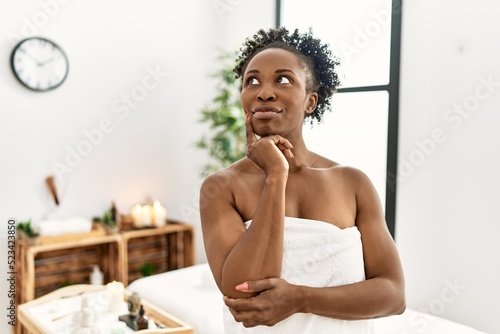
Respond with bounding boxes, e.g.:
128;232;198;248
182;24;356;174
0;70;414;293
223;216;373;333
34;217;92;236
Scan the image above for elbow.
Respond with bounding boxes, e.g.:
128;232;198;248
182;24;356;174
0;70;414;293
220;279;239;298
396;289;406;315
388;280;406;316
378;292;405;318
396;302;406;315
392;295;406;316
373;277;406;317
220;284;239;299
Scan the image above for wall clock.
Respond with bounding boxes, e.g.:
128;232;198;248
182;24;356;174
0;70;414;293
10;37;69;92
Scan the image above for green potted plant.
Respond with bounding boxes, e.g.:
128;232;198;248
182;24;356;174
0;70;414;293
17;220;40;242
196;50;246;177
93;202;119;234
139;262;156;277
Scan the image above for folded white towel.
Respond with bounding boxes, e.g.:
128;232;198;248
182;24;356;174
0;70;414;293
34;217;92;236
223;216;373;333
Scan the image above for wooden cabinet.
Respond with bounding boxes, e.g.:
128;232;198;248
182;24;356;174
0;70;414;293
17;233;122;304
15;220;195;331
121;223;194;284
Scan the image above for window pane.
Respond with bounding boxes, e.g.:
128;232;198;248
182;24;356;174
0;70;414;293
303;91;389;208
282;0;392;88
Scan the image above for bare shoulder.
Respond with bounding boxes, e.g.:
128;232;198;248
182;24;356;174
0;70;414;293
332;166;384;222
200;168;231;192
314;154;372;185
200;158;255;203
200;166;234;204
334;165;372;186
313;156;380;208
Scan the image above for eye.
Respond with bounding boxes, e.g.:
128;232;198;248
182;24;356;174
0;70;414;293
276;76;291;84
246;77;260;86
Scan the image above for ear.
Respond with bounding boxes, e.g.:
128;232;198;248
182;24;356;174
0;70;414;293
304;92;318;115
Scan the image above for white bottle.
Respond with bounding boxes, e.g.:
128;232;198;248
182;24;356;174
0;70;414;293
70;307;100;334
90;265;103;285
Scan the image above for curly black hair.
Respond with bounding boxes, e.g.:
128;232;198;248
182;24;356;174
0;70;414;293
234;27;341;124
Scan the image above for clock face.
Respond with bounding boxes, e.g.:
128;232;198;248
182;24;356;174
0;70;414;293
10;37;69;92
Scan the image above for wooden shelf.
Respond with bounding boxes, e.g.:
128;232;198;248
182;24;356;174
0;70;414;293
15;220;194;334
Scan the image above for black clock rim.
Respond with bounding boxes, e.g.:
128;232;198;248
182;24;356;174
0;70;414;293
10;36;69;92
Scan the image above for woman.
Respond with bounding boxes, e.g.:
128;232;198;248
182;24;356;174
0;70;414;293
200;27;405;333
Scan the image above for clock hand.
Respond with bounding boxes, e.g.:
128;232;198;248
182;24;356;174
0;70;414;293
38;57;55;66
25;53;43;64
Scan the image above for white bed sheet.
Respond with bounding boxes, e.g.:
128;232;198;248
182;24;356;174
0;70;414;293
127;264;223;334
126;264;487;334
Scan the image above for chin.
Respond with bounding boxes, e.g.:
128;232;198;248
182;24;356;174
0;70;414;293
254;127;275;138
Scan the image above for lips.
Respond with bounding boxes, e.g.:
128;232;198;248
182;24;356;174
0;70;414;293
252;106;282;120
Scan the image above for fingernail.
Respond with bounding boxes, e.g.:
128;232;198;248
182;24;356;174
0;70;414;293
235;282;249;291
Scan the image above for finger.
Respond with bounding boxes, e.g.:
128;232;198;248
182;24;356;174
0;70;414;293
224;297;258;312
230;309;258;328
235;279;274;293
277;144;295;160
245;113;257;147
277;143;286;151
270;135;294;150
223;295;240;308
274;136;294;159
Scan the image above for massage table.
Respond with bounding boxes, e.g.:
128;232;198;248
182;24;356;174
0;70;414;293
126;263;486;334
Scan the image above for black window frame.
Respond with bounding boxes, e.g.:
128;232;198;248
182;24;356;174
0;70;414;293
276;0;403;238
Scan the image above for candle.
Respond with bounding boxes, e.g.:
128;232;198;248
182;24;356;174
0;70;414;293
153;201;167;227
106;281;125;312
132;204;143;228
141;205;152;226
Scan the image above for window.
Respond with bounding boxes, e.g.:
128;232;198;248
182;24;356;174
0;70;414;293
278;0;402;237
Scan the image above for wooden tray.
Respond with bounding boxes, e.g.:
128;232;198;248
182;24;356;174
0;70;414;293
18;284;194;334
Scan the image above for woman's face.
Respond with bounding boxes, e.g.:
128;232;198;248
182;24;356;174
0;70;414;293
240;48;317;138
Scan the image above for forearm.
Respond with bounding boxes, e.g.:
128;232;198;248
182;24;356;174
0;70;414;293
221;173;287;297
298;277;405;320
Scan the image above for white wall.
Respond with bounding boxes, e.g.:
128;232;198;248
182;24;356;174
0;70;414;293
0;1;274;333
397;0;500;333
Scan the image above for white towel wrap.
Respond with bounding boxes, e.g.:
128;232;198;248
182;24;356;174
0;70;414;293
223;216;373;333
34;217;92;236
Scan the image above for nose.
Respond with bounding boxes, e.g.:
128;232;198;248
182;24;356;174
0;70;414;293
257;86;276;102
